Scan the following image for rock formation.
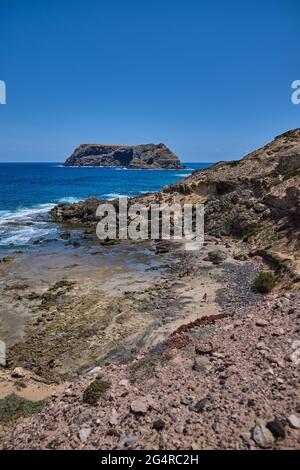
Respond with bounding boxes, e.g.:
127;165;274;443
159;128;300;278
63;143;184;169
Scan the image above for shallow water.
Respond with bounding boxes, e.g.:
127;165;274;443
0;238;163;348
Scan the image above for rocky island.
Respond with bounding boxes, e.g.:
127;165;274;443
63;143;185;169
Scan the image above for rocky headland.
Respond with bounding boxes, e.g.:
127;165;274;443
55;128;300;279
64;143;185;169
0;129;299;450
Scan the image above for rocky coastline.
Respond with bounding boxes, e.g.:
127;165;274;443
64;143;185;169
0;129;299;450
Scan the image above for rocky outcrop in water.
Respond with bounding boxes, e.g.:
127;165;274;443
64;143;184;169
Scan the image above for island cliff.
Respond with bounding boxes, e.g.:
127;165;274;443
63;143;185;169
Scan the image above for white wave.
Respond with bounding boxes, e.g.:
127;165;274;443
104;193;129;200
0;203;55;225
0;226;57;246
58;197;82;204
174;173;192;177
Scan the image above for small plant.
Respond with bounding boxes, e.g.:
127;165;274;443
82;378;111;405
0;394;47;423
252;271;277;294
227;160;240;168
283;169;300;181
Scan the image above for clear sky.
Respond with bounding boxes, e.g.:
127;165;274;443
0;0;299;162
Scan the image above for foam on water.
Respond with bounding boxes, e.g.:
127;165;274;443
58;197;82;204
0;203;57;246
174;173;192;177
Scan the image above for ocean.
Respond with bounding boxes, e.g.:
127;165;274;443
0;162;211;249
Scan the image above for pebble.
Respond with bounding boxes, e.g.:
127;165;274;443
118;379;130;388
78;427;91;443
287;414;300;429
256;341;267;350
180;397;191;406
192;396;209;413
290;348;300;365
292;340;300;350
267;356;285;368
272;328;284;336
240;432;252;446
122;436;138;447
76;410;93;425
11;367;26;379
192;356;211;372
109;408;119;426
256;319;269;327
212;352;224;359
130;398;150;414
195;341;213;355
266;419;286;439
252;422;275;449
87;366;102;376
153;419;165;431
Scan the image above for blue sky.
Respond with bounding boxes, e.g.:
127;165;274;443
0;0;299;162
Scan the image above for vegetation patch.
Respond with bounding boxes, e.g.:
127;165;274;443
82;378;111;405
252;271;277;294
166;334;192;350
0;394;47;423
227;160;240;168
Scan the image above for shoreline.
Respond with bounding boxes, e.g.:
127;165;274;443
1;232;299;449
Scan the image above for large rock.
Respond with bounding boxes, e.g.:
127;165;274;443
64;143;184;169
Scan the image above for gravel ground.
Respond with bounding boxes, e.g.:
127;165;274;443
1;246;299;450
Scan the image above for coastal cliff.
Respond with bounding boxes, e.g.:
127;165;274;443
2;129;300;450
64;143;185;169
158;128;300;278
54;129;300;278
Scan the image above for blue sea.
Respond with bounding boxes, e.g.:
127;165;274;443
0;162;211;248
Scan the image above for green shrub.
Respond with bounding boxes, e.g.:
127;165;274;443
252;272;277;294
227;160;240;168
0;394;47;422
82;379;111;405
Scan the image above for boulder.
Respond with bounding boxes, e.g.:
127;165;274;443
205;250;228;265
